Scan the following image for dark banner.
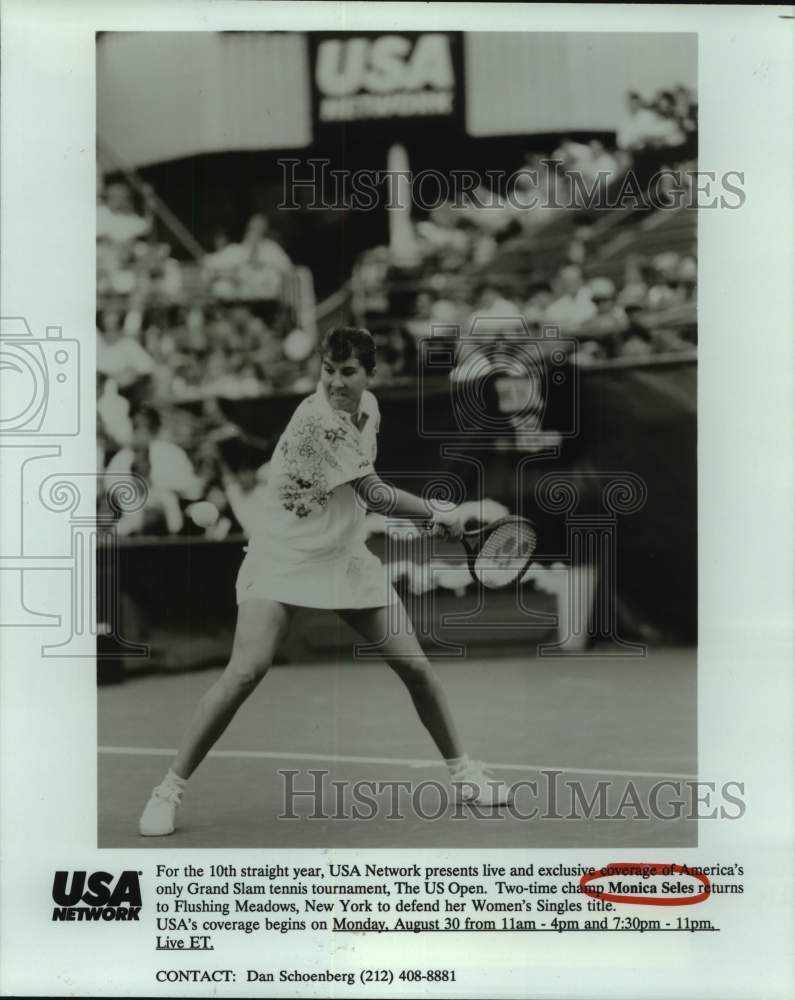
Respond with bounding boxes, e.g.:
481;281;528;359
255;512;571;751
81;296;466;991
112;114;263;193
309;31;464;132
575;359;697;640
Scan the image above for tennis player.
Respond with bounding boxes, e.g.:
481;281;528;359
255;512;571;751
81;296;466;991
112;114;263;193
139;326;510;836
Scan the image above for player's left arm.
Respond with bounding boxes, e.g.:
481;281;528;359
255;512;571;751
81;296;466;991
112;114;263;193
352;474;463;539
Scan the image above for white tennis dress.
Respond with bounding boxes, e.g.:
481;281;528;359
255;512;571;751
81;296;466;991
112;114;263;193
235;383;400;609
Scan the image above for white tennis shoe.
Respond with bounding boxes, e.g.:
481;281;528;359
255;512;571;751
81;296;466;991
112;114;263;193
139;779;184;836
449;758;513;808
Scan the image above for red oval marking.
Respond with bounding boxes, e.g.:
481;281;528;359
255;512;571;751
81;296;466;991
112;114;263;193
579;862;711;907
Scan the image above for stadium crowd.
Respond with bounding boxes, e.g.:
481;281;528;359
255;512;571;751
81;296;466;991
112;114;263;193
354;83;697;378
356;247;696;383
97;83;697;538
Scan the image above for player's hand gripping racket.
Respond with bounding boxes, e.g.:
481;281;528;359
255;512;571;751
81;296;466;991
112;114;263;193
429;515;538;589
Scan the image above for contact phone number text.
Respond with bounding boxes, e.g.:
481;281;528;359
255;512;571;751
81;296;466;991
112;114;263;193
362;969;456;984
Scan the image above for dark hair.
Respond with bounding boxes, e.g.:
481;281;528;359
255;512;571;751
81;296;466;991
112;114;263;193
320;326;376;375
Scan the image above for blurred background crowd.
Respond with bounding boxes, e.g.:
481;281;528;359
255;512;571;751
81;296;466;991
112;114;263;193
97;74;696;541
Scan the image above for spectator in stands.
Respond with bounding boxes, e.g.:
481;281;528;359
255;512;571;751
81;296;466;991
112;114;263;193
203;306;236;354
96;372;133;449
472;230;498;267
467;187;516;238
620;323;655;359
677;255;697;298
545;264;596;330
200;350;264;399
552;136;593;172
566;237;587;267
105;405;203;536
522;281;554;330
415;204;471;260
251;323;288;391
404;290;436;342
580;140;620;185
354;247;391;317
203;230;247;299
674;85;697;123
97;181;152;246
103;247;138;297
589;277;629;330
437;285;467;326
616;91;665;154
191;437;226;499
97;307;156;402
403;289;462;342
96;242;119;298
464;281;524;337
451;283;525;378
511;152;544;211
588;277;622;315
96;183;156;308
569;277;629;364
648;91;687;149
171;356;206;403
580;277;630;361
200;215;293;306
617;256;650;310
647;252;681;309
515;156;562;233
150;243;183;299
673;85;698;156
238;213;293;301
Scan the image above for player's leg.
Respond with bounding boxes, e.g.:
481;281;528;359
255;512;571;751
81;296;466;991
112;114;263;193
139;598;294;835
337;600;511;806
170;598;294;778
339;600;463;760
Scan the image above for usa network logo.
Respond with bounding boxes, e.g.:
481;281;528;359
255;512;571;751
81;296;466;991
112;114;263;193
52;871;142;922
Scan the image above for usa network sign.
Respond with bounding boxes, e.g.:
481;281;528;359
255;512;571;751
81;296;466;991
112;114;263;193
310;31;464;126
52;871;142;922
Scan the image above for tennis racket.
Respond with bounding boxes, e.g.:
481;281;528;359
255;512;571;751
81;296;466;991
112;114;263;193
427;515;538;589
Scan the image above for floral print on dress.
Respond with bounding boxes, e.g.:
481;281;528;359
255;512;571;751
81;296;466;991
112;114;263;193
323;427;347;446
276;401;375;517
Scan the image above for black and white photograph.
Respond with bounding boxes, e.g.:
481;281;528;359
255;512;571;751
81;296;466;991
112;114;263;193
95;29;701;848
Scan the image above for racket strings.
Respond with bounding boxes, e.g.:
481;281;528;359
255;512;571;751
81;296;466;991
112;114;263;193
473;522;537;588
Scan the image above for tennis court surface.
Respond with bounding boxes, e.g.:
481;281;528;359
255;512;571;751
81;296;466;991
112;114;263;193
98;648;696;849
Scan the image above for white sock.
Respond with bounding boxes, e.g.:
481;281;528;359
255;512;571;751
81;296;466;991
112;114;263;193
163;768;187;789
446;754;470;772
